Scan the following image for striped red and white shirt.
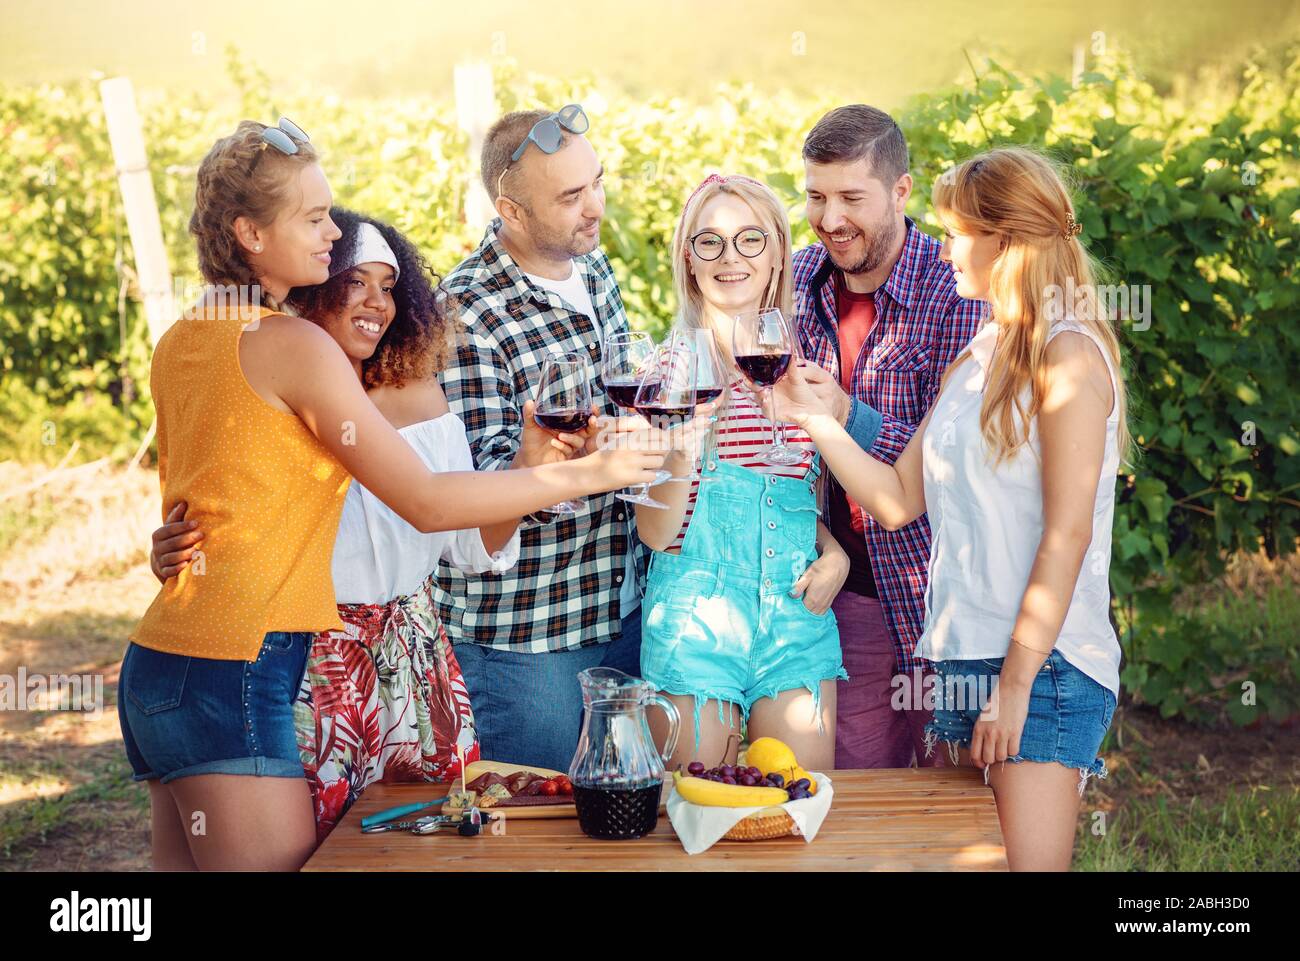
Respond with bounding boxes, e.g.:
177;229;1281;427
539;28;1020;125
668;377;817;551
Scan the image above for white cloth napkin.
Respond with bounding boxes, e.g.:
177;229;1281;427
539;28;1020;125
666;773;833;854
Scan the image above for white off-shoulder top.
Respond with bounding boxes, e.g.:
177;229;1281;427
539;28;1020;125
330;413;520;605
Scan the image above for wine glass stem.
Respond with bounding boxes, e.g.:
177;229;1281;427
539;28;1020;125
766;386;785;449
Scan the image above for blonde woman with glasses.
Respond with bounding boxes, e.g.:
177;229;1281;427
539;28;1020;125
636;174;850;776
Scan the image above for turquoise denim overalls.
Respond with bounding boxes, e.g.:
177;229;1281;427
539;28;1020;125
640;448;847;751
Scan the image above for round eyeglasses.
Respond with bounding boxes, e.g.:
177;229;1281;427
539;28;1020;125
689;227;769;262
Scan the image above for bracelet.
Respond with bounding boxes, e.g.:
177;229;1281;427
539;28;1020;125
1010;636;1053;656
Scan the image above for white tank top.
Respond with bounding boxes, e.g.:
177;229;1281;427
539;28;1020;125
330;413;520;605
916;318;1122;695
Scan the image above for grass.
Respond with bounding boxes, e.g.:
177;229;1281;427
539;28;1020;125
0;752;148;869
0;499;61;558
1075;785;1300;871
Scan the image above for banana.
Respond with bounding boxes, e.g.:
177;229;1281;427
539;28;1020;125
672;770;789;807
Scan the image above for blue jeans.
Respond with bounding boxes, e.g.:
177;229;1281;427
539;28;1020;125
118;632;313;783
453;611;643;773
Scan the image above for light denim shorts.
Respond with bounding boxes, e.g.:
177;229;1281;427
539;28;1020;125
923;649;1117;789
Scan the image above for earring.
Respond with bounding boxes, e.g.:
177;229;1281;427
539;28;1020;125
253;244;262;252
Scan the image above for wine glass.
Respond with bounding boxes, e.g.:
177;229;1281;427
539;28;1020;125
603;331;673;509
632;336;696;510
731;307;804;466
533;351;592;515
666;326;725;484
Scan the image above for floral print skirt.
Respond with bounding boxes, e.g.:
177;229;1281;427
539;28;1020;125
294;576;479;845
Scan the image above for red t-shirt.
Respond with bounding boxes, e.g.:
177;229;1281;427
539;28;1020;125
829;273;879;598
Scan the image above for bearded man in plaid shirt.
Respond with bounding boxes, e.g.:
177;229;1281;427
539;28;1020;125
777;105;989;768
434;107;657;772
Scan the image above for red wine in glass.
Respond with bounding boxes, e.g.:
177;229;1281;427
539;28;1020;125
732;308;804;467
634;395;695;423
663;326;726;484
606;378;658;410
602;330;672;509
735;352;791;388
572;780;662;840
533;352;592;514
634;337;697;489
534;408;590;434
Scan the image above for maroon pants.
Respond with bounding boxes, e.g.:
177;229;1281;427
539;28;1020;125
832;591;944;769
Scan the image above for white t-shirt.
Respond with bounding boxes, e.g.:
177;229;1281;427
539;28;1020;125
526;264;599;338
525;264;640;616
916;318;1122;695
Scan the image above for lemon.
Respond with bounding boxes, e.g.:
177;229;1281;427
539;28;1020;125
745;737;798;777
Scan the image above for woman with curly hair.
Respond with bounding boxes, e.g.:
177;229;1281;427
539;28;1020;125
123;120;668;871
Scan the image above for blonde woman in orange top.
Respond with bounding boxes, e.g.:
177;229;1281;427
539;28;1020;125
121;119;668;871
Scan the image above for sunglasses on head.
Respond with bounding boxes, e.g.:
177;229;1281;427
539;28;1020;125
496;104;589;199
250;117;309;171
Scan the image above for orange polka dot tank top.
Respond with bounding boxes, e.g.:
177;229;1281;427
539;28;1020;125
131;305;351;661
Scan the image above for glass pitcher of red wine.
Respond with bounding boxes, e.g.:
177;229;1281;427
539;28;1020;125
568;667;680;840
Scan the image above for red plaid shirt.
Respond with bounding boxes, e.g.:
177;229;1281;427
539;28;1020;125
793;219;988;675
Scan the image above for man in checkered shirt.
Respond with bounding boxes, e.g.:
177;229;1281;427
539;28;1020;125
779;105;990;769
433;108;651;772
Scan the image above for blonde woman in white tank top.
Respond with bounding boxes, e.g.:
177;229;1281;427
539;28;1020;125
768;147;1131;871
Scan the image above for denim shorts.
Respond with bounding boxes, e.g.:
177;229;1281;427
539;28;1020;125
641;552;846;730
118;631;313;784
922;649;1116;789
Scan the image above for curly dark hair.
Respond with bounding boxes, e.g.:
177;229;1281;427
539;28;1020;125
286;207;457;389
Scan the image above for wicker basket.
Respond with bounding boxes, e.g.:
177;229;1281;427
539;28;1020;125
721;806;797;841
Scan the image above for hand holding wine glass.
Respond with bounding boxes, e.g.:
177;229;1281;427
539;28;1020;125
517;397;596;468
602;330;674;509
760;359;851;431
533;352;595;514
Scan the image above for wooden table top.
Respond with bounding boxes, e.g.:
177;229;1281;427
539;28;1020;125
302;767;1007;872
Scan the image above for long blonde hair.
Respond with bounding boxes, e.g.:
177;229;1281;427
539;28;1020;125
670;174;796;448
931;147;1132;465
672;174;795;330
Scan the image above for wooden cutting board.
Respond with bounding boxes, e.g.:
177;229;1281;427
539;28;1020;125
445;760;576;820
445;760;670;820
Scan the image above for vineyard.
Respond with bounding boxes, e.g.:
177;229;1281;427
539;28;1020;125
1;45;1298;729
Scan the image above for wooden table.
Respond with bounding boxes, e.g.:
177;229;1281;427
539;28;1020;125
302;767;1007;871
